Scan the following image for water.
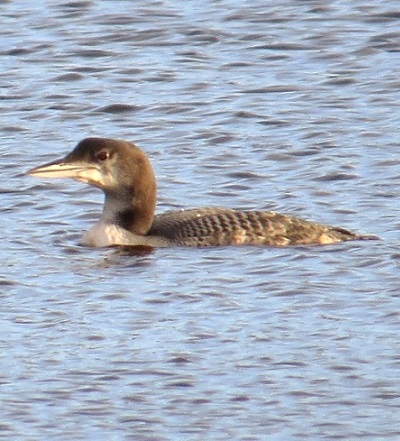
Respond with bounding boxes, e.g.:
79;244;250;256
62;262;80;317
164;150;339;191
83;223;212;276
1;0;400;439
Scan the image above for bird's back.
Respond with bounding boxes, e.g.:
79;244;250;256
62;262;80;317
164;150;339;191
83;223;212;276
148;208;364;247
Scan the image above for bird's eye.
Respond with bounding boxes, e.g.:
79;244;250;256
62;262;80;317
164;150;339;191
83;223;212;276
96;150;110;161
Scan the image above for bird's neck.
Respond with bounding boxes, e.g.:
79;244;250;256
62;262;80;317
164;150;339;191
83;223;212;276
100;183;156;236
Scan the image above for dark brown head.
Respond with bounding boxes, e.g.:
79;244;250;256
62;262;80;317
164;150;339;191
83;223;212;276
28;137;157;235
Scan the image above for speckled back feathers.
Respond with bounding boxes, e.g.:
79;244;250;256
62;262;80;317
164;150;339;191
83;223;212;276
148;208;364;247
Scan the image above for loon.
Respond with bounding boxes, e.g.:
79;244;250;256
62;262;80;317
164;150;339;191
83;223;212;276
27;137;373;248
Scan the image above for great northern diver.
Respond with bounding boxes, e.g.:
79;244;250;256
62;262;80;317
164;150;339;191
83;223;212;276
27;137;373;248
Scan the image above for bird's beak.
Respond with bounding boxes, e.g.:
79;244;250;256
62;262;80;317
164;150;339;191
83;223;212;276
26;158;101;185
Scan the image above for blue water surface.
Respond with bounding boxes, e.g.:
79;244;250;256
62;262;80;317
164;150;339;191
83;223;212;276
1;1;400;440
